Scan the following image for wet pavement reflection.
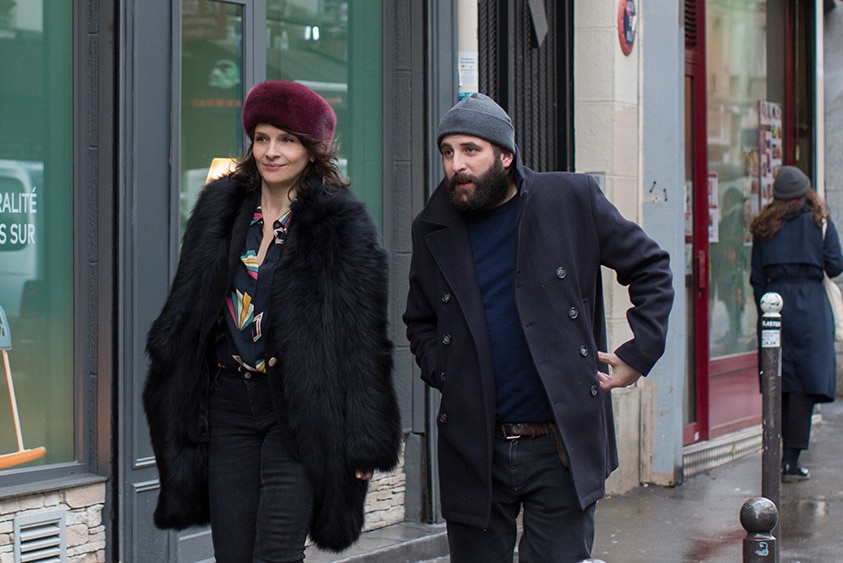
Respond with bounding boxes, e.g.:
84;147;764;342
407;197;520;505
592;400;843;562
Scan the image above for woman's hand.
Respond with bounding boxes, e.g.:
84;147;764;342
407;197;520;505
355;469;374;481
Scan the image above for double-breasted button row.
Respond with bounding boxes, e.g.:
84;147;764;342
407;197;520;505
440;293;451;356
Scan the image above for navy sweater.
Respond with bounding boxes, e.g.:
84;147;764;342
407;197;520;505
466;194;553;423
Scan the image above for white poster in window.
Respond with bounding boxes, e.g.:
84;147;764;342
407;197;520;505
708;172;719;243
0;161;41;318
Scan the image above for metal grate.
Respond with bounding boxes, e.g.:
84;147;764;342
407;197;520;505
685;0;698;49
14;509;67;563
478;0;498;101
478;0;573;172
682;424;761;479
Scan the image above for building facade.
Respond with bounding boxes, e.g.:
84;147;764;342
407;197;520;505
0;0;828;561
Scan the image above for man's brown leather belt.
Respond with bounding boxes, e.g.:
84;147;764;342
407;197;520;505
497;422;553;440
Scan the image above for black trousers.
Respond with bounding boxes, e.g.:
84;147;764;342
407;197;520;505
781;391;815;451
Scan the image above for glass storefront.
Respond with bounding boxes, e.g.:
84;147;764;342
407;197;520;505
265;1;384;225
181;0;245;235
706;0;771;359
180;0;383;232
0;0;74;468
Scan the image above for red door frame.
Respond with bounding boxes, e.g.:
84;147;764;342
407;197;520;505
683;0;709;445
682;0;803;445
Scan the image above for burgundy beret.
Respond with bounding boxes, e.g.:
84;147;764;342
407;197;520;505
241;80;336;142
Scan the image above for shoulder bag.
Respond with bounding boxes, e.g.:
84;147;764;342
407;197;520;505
822;219;843;341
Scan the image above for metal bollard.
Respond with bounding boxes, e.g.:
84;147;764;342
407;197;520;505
759;292;782;557
740;496;778;562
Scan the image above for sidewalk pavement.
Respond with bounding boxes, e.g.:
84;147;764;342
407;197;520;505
306;400;843;562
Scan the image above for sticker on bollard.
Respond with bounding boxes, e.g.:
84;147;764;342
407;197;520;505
761;318;781;348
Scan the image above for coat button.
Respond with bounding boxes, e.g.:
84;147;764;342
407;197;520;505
268;357;278;367
243;372;252;380
438;413;448;424
579;345;589;357
556;266;567;279
590;385;599;397
568;307;578;319
441;292;451;303
442;334;452;345
440;372;446;383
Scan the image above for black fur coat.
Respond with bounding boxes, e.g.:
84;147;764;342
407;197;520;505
142;174;402;552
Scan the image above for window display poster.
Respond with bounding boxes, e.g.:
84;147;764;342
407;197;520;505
758;100;782;207
708;172;719;243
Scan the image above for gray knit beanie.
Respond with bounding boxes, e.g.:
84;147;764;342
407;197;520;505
437;93;516;154
772;166;811;200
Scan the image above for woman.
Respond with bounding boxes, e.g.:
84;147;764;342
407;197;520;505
750;165;843;482
142;80;402;561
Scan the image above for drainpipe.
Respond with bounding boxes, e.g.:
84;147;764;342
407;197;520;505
457;0;478;100
815;0;825;194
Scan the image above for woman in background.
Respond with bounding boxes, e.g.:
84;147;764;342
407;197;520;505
750;166;843;482
143;80;402;562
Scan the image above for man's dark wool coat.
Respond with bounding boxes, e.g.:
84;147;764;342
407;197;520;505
404;155;674;527
143;174;402;552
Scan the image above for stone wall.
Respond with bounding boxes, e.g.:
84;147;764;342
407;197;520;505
825;1;843;397
574;0;646;496
0;482;106;563
363;450;406;531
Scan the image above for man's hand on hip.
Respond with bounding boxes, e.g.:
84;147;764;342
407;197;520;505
597;351;642;391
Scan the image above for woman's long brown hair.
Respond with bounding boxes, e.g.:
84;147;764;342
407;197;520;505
750;189;826;240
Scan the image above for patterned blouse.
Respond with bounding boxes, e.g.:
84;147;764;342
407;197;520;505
214;200;292;373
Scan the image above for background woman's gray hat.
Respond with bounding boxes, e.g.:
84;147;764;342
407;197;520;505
437;93;516;154
772;165;811;200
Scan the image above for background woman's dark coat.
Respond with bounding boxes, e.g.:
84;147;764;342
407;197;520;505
143;175;402;552
403;155;674;527
751;210;843;402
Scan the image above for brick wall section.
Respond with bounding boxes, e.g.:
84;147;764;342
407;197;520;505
0;482;106;563
0;457;402;562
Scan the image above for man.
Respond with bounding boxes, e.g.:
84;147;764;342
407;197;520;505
403;93;674;562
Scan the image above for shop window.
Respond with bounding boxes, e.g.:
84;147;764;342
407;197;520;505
181;0;245;236
179;0;384;231
265;1;383;225
0;0;74;468
706;1;770;358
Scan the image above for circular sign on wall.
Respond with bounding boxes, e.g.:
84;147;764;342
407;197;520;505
618;0;637;56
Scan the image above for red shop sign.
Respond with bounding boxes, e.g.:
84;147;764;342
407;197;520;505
617;0;637;56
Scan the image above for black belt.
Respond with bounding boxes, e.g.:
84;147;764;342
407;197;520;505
497;422;553;440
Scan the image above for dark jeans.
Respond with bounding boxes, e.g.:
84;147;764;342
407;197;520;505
446;431;595;563
208;367;314;563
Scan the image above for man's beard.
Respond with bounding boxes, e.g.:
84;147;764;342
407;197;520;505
447;158;511;212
